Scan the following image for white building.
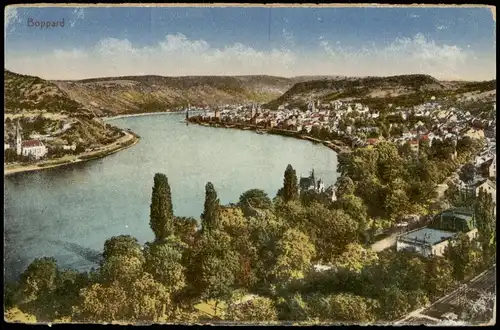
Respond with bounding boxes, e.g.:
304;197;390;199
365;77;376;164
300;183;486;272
63;144;77;151
475;179;496;206
396;208;478;258
397;227;458;257
15;120;48;160
21;140;48;159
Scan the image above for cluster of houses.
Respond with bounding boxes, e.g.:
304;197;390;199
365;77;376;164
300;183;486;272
457;143;497;208
195;97;496;262
396;136;496;259
198;99;496;155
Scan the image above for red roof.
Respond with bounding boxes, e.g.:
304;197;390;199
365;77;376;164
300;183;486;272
408;140;419;145
421;135;429;140
21;140;43;148
367;138;379;144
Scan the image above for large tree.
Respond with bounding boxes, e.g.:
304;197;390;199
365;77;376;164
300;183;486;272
100;255;144;286
226;296;278;322
376;141;405;184
384;188;410;221
444;233;481;282
198;237;240;315
238;189;273;217
459;162;476;185
128;273;172;322
201;182;220;232
173;216;198;247
309;292;379;323
143;239;187;295
424;257;457;301
282;164;299;203
377;286;414;321
186;229;239;313
332;243;378;274
73;275;172;323
72;281;128;322
102;235;144;265
335;194;369;242
474;188;496;267
18;257;59;304
276;293;311;322
271;228;316;283
150;173;175;242
312;207;358;261
334;175;355;198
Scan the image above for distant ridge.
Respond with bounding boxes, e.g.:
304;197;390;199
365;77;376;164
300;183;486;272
264;74;496;110
5;69;496;116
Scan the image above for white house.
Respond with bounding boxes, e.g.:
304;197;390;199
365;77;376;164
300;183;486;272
490;156;496;178
475;179;496;206
397;227;457;257
396;208;478;258
4;143;10;150
475;150;495;167
63;144;77;151
21;140;48;159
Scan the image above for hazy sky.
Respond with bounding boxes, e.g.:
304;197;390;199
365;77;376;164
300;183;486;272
4;5;496;81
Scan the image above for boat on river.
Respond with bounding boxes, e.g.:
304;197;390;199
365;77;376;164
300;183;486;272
255;130;266;135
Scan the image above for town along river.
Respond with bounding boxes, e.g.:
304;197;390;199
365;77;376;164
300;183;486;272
4;113;339;281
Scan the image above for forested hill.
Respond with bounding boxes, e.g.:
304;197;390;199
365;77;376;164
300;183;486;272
50;75;322;116
4;69;90;115
264;74;497;110
6;69;495;116
3;69;125;150
6;69;335;116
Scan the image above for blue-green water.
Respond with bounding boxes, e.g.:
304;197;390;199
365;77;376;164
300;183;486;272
4;113;338;281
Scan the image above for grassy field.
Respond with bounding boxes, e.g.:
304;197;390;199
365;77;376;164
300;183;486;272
5;308;37;323
194;300;227;318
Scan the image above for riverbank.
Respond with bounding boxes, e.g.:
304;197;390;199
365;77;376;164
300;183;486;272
4;130;140;176
187;119;352;154
102;111;180;121
102;109;204;121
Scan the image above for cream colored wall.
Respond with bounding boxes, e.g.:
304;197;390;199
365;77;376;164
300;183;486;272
431;240;449;257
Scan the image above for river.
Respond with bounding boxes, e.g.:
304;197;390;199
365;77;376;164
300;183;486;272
4;113;338;281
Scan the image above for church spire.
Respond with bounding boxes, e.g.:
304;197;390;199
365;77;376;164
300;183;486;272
16;119;22;156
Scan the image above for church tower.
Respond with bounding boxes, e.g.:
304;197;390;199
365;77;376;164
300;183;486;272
251;103;257;124
16;120;22;155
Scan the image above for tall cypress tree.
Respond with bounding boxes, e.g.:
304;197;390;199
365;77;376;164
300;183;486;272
283;164;299;203
150;173;174;242
201;182;220;232
474;188;496;265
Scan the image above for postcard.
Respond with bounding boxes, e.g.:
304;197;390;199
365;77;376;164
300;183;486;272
4;3;496;325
